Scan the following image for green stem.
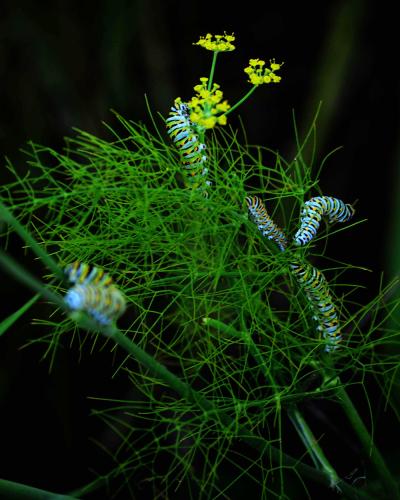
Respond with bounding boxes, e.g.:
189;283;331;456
207;51;219;90
68;474;112;498
0;250;65;308
0;478;77;500
0;201;63;280
0;294;40;337
336;384;399;499
288;405;340;489
224;85;258;117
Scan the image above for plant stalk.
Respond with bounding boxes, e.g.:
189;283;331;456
336;384;399;499
0;250;65;308
224;85;258;116
208;51;219;90
0;201;63;280
288;405;340;489
0;478;77;500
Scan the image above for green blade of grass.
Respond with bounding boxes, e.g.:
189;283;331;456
0;294;40;337
0;250;65;309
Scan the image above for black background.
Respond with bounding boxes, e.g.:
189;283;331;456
1;1;399;498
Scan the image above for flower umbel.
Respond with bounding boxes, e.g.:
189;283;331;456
194;32;235;52
244;58;283;85
188;77;230;129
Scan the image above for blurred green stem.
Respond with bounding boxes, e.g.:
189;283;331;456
0;201;63;280
0;250;65;308
302;0;363;154
0;294;40;337
0;478;77;500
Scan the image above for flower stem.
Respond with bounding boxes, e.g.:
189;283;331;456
336;384;399;499
208;51;219;90
288;405;340;490
224;85;258;116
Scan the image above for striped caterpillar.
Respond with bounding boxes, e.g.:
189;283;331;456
245;195;287;252
294;196;354;246
290;259;341;352
166;100;210;191
64;262;125;325
64;261;113;287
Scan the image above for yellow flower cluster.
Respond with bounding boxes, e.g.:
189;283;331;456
244;58;283;85
188;77;230;129
194;32;235;52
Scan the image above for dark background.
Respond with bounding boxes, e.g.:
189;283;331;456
1;1;399;498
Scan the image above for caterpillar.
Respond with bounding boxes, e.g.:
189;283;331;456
64;283;126;326
166;100;209;188
245;196;288;251
294;196;354;246
290;260;341;352
64;262;125;325
64;261;113;287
